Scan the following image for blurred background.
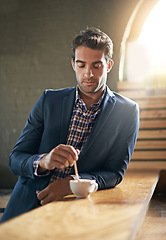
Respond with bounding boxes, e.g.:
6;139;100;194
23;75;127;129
0;0;165;188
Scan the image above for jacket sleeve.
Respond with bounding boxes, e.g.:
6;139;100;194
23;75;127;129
9;91;46;179
79;102;139;190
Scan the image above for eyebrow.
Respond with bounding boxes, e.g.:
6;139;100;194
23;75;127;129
75;60;102;64
75;60;85;63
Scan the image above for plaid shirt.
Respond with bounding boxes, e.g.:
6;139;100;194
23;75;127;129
34;87;106;181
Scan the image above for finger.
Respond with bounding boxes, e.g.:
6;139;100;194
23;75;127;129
57;144;79;160
52;145;79;167
40;194;52;205
76;149;80;155
46;150;69;169
53;159;69;169
36;187;49;201
50;153;70;168
68;145;80;160
38;184;57;205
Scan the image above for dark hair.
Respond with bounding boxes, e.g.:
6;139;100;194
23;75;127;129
72;27;113;62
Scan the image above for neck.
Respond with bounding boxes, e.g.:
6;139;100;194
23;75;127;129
78;88;104;109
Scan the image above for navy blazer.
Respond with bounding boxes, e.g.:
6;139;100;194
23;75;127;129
1;86;139;222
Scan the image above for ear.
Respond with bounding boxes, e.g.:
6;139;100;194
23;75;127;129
107;60;114;73
71;59;75;71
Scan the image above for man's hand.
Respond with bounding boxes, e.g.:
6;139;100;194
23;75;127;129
38;144;80;174
36;176;73;205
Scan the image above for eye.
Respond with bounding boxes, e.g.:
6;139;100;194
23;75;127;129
77;62;85;68
93;63;102;69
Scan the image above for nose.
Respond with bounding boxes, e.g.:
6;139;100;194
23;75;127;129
84;67;94;78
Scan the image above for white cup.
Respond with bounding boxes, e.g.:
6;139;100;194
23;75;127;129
70;179;98;198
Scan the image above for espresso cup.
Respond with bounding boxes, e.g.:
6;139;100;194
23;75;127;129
70;179;98;198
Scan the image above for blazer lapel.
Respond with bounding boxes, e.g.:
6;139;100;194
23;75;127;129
60;88;76;143
80;87;116;155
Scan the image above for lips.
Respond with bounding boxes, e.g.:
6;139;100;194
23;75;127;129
85;82;94;85
83;80;95;85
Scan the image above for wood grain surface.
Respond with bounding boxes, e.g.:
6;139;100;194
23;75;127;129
0;162;163;240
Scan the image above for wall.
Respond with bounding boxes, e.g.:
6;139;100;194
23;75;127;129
0;0;138;188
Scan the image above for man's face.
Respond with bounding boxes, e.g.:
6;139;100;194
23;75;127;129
72;46;113;97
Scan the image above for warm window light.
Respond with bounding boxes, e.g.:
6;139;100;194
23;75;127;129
125;0;166;88
138;0;166;71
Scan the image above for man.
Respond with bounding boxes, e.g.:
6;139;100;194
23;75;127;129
1;27;139;223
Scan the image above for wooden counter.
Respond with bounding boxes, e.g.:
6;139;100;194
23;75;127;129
0;161;165;240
